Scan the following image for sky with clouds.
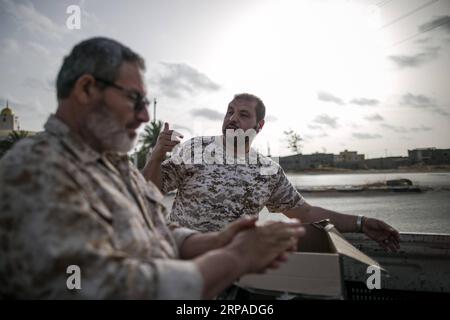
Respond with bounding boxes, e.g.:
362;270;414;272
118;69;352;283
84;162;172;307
0;0;449;158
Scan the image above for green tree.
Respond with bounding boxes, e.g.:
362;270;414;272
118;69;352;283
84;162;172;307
134;120;163;169
284;129;303;154
0;131;29;158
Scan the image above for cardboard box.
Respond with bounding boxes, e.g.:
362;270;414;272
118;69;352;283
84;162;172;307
236;219;383;299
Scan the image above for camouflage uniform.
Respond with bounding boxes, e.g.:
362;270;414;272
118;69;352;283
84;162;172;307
0;115;202;299
162;136;305;232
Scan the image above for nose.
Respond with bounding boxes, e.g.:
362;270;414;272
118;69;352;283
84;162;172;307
136;107;150;123
229;113;238;122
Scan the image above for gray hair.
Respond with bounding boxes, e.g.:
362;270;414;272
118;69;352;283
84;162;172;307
56;37;145;100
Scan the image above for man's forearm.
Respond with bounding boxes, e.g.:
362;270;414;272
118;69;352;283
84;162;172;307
285;205;358;233
194;249;243;299
180;232;223;260
142;155;163;190
309;206;358;232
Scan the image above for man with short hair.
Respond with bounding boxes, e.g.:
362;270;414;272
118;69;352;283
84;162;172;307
144;93;400;251
0;38;305;299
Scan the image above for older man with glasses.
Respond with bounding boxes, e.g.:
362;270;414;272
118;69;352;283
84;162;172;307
0;37;305;299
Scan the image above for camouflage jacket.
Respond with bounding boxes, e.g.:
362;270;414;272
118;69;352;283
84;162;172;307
161;136;305;232
0;115;201;299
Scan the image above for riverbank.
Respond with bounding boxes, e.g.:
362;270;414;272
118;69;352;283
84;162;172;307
284;165;450;175
297;185;434;196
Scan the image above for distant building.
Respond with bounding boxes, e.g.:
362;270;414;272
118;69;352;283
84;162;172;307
408;148;450;165
408;148;435;163
279;153;334;171
364;157;410;170
278;147;450;172
0;101;36;141
0;101;20;139
334;149;365;162
333;150;365;169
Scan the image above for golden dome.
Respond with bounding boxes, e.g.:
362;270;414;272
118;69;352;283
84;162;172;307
1;101;14;116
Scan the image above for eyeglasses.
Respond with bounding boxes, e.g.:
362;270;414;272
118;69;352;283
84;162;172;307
94;77;150;112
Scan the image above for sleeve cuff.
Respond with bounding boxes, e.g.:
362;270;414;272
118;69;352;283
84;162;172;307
154;259;203;299
171;227;199;250
292;196;306;208
282;195;306;211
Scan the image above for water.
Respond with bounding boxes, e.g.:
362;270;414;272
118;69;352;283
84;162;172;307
286;172;450;188
282;172;450;234
288;191;450;234
163;172;450;234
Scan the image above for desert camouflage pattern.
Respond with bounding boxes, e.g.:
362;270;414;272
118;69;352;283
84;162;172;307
0;115;202;299
161;136;305;232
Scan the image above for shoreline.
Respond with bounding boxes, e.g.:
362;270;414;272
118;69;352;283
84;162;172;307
297;189;450;197
285;167;450;175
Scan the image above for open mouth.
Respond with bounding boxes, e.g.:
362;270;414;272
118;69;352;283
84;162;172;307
127;123;141;131
126;124;141;137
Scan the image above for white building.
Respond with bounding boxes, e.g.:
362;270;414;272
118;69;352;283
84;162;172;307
1;100;19;129
0;101;36;141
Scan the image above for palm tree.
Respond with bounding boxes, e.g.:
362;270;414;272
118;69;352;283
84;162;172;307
140;120;163;152
0;131;29;158
134;120;163;169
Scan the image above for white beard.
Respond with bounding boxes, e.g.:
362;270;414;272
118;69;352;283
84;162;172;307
85;104;137;154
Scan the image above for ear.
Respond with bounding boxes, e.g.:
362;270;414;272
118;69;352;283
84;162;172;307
71;74;98;105
257;119;265;132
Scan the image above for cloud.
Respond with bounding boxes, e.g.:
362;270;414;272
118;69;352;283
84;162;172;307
0;97;27;113
364;113;384;122
265;115;278;122
352;133;382;139
0;39;20;56
350;98;380;106
171;123;194;136
381;123;434;133
2;0;66;40
308;124;322;130
190;108;223;121
348;122;361;129
149;62;220;99
317;91;344;105
303;132;328;142
388;47;440;68
313;114;338;128
410;126;432;132
415;37;431;44
26;41;52;58
399;93;449;116
380;123;408;133
0;96;47;118
418;15;450;34
22;77;54;92
433;108;450;117
400;93;435;108
78;0;110;34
